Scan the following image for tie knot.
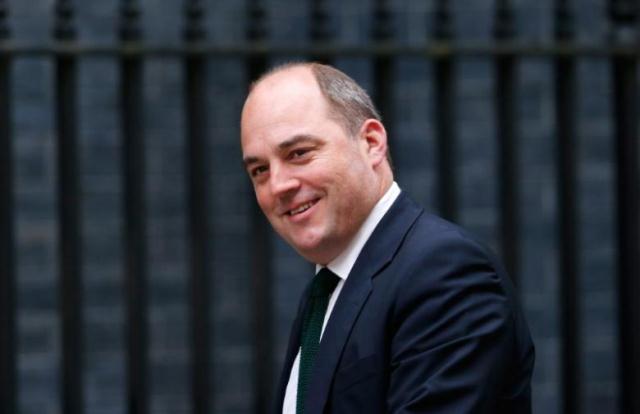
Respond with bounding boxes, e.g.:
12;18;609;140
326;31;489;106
310;268;340;297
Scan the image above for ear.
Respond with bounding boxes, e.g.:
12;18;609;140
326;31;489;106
357;119;388;167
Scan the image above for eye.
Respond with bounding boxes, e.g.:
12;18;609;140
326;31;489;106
250;165;268;177
289;148;311;159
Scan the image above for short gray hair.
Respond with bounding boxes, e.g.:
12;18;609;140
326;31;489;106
251;62;381;137
309;63;381;137
250;62;392;166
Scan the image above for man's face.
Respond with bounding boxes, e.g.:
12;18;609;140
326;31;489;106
241;68;380;264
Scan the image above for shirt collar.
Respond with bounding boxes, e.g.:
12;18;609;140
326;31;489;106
316;181;401;280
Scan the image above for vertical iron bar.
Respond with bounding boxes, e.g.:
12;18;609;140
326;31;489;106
372;0;396;162
310;0;332;63
183;1;211;413
554;1;581;413
609;2;640;413
493;0;519;285
54;2;83;414
432;0;457;220
0;2;15;413
120;2;148;414
246;2;272;413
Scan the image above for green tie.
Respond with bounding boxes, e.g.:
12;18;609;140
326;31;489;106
296;268;340;414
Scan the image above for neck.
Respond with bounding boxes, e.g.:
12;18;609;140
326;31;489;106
376;165;394;200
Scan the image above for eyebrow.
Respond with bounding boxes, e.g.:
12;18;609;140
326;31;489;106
242;156;260;168
277;134;323;150
242;134;323;167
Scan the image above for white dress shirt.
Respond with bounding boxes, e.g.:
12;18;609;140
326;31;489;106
282;182;401;414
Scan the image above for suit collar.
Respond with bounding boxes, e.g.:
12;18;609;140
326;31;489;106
322;182;401;280
301;192;423;414
275;187;411;410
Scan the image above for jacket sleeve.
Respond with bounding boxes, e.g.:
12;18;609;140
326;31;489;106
386;230;532;414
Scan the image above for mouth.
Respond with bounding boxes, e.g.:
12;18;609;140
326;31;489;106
286;199;319;217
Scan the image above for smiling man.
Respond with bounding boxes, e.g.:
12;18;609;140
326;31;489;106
241;62;534;414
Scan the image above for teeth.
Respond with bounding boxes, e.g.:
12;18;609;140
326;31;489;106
289;202;314;215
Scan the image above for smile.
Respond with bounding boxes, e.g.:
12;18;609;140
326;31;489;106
287;200;318;216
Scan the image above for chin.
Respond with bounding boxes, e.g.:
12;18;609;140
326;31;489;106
295;242;341;266
289;238;325;263
291;239;321;257
297;250;332;266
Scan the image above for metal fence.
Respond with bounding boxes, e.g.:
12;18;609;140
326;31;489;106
0;0;638;414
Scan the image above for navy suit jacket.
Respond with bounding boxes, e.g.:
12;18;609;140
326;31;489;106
275;192;535;413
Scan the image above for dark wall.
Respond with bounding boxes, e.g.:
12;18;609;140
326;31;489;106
5;0;632;413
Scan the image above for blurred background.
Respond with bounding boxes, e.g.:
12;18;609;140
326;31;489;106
0;0;638;413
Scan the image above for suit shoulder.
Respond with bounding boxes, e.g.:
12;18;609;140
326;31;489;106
404;212;500;265
388;209;518;313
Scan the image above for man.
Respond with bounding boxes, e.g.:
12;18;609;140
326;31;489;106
241;62;534;413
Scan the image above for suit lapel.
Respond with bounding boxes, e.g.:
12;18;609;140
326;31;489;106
303;193;423;414
274;285;312;412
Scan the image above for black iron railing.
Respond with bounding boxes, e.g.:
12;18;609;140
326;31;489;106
0;2;15;414
0;1;638;414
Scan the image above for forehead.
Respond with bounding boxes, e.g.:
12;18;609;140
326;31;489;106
249;66;318;103
241;67;332;146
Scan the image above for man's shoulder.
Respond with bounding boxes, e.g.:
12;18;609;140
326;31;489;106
392;194;491;253
382;193;507;282
371;191;505;280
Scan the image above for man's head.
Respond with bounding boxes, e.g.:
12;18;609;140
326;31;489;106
241;62;394;265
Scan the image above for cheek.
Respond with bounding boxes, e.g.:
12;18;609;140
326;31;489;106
255;187;273;212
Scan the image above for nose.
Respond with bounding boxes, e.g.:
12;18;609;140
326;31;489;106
269;164;299;196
